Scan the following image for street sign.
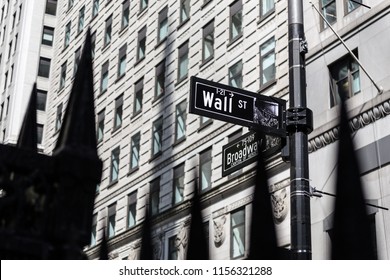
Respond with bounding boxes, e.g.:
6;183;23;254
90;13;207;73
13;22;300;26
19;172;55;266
222;131;282;177
190;76;286;137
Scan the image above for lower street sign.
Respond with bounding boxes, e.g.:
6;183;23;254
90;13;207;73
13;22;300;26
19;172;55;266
190;76;286;137
222;131;282;177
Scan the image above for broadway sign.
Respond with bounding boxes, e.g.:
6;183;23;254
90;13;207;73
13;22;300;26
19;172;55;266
222;131;282;176
190;76;286;137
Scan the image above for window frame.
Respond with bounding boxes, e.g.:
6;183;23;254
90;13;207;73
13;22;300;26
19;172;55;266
199;147;212;191
202;20;214;64
38;57;51;78
129;132;141;171
136;26;147;62
100;60;109;94
55;103;63;132
127;191;137;228
259;37;276;88
107;203;116;238
172;163;185;205
121;0;130;30
230;207;246;259
328;50;360;107
175;100;187;143
177;41;189;82
179;0;190;25
113;94;123;131
42;26;54;46
77;6;85;33
110;147;120;183
133;78;143;116
151;116;163;158
97;109;105;143
64;21;71;48
118;44;127;78
104;15;113;47
157;6;168;43
228;60;243;89
229;0;242;43
59;61;67;90
260;0;275;19
155;59;165;99
320;0;337;30
149;177;160;216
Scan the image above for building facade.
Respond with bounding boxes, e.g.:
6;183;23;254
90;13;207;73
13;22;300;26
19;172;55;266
0;0;57;149
43;0;390;260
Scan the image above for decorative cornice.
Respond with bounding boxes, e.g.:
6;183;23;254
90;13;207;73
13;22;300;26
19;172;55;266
308;97;390;153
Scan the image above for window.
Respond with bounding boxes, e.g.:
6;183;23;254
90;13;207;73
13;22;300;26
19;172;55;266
168;235;178;259
329;51;360;107
37;124;44;145
92;0;99;17
78;6;85;33
320;0;336;29
12;12;16;29
37;90;47;111
121;0;130;29
18;4;22;22
178;41;189;81
152;117;163;157
0;103;3;122
113;94;123;130
14;34;18;52
199;148;212;191
42;26;54;46
155;60;165;99
133;78;143;115
150;177;160;216
130;132;141;170
55;103;63;131
200;116;212;127
91;213;97;246
140;0;148;13
229;60;243;88
38;57;51;78
175;100;187;142
127;192;137;228
173;164;185;205
68;0;74;10
231;208;245;259
202;20;214;63
260;0;275;18
45;0;57;16
59;61;67;90
100;61;109;94
260;37;276;87
73;47;81;77
64;22;71;48
345;0;361;14
3;72;8;90
7;41;12;59
9;65;13;84
107;203;116;238
136;26;147;62
230;0;242;42
97;109;105;143
180;0;190;24
118;44;127;78
110;147;120;183
104;15;112;46
158;6;168;43
91;32;96;59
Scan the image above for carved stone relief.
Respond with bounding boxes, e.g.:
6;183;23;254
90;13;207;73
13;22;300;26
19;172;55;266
213;215;227;247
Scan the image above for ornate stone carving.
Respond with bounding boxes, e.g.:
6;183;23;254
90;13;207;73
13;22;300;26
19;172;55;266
308;99;390;153
271;188;289;224
213;215;227;247
175;225;188;260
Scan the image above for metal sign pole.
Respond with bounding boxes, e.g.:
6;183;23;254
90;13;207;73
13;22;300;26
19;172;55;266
287;0;313;259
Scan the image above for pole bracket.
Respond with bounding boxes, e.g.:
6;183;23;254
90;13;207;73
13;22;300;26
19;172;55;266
286;107;313;134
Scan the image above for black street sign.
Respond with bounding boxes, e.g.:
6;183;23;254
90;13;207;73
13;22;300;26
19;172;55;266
222;131;282;177
190;76;286;137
